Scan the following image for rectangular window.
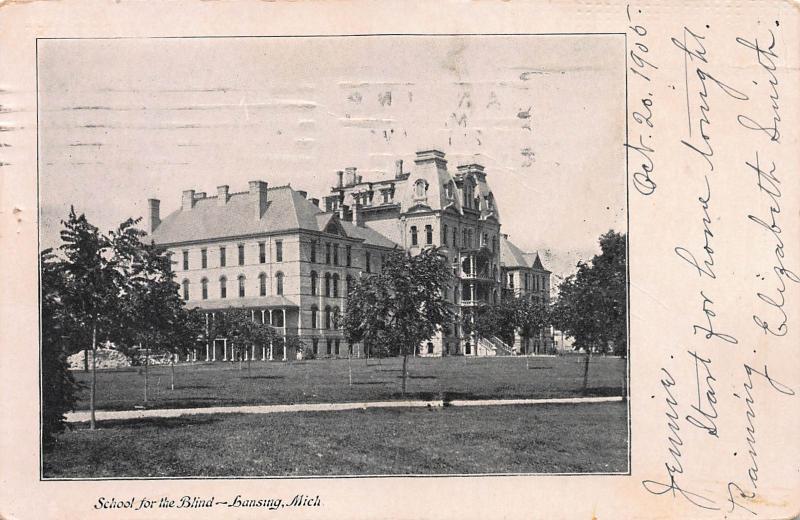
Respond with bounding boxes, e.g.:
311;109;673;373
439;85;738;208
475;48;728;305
425;225;433;245
182;250;189;270
326;339;332;355
410;226;418;246
335;339;340;356
310;241;317;263
219;247;226;267
275;240;283;262
346;245;352;267
238;244;245;265
238;277;245;298
259;242;266;263
325;243;331;264
333;244;339;266
452;228;457;248
365;252;371;273
220;278;227;299
201;248;207;269
443;224;448;246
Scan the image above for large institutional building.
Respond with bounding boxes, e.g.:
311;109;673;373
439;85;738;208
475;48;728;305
148;149;551;361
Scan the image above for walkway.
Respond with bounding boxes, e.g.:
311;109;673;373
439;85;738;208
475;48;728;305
65;396;624;423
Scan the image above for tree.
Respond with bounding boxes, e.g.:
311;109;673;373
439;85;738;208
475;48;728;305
113;222;198;400
343;248;452;395
58;207;118;430
551;230;627;393
221;308;276;377
40;249;82;450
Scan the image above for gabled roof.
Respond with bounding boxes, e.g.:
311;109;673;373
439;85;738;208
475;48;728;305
340;221;400;249
500;235;549;271
500;235;530;268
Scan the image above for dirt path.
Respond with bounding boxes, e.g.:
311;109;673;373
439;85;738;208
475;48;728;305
65;396;624;423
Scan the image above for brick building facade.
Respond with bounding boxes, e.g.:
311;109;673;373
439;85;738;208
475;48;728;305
148;149;551;359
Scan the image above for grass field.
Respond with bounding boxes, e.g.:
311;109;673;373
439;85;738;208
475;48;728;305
44;402;628;477
70;355;627;411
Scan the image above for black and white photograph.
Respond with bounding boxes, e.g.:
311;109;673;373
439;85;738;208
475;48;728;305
37;34;629;479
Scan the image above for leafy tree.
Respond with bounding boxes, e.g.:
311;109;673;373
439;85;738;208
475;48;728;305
221;308;276;376
58;207;118;429
343;248;452;395
551;230;627;393
40;249;82;450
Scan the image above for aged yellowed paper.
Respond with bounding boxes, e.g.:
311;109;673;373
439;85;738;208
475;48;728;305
0;1;798;518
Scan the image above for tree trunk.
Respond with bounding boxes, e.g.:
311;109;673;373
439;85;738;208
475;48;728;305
89;323;97;430
247;351;252;378
170;357;175;391
401;354;408;396
582;350;591;396
83;348;89;372
144;345;149;403
348;352;352;386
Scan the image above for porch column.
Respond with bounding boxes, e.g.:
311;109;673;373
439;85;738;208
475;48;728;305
223;339;228;361
269;341;274;361
261;309;265;324
205;342;210;362
212;340;217;361
282;308;287;361
262;345;266;361
251;344;255;360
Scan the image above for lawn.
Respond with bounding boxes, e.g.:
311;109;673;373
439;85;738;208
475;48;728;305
70;355;627;411
44;402;628;477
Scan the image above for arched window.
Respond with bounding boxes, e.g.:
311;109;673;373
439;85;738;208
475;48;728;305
219;276;227;299
324;272;331;297
182;279;190;301
445;181;454;200
238;275;246;298
325;305;332;329
425;225;433;245
310;305;318;329
410;226;418;246
332;274;339;298
310;271;318;295
332;306;340;329
345;274;353;297
259;273;267;296
201;278;208;300
275;272;284;296
414;179;427;198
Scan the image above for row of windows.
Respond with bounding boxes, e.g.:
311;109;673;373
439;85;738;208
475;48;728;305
311;338;346;356
507;273;547;291
310;305;341;330
310;271;354;298
310;242;353;267
181;241;283;270
182;272;284;301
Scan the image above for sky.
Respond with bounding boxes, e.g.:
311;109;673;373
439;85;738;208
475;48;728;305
37;35;626;281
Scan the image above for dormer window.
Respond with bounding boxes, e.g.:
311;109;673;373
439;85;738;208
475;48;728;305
413;179;427;199
444;181;454;200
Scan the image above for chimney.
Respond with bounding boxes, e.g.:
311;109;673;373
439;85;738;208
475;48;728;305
297;190;308;199
353;202;364;227
217;185;229;206
356;174;363;184
249;180;268;220
310;197;320;208
457;163;486;179
345;167;357;186
147;198;161;233
181;190;196;211
336;170;344;188
394;159;404;179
